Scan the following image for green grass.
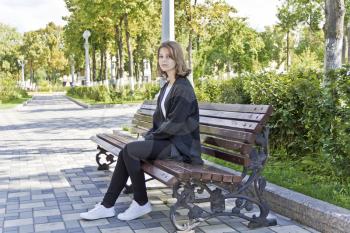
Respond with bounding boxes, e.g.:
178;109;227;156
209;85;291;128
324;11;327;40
0;97;31;109
202;154;350;210
67;95;143;105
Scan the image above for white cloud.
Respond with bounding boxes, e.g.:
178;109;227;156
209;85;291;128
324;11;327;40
227;0;280;31
0;0;69;33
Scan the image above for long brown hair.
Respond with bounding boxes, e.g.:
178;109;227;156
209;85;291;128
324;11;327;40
157;41;191;78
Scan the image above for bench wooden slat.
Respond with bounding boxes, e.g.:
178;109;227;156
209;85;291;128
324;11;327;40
97;134;126;149
136;110;261;132
153;160;242;183
132;117;257;144
90;136;121;156
200;116;261;132
142;101;273;115
201;145;250;166
142;163;178;186
140;105;266;123
200;125;255;143
201;135;252;154
199;102;273;114
139;106;268;125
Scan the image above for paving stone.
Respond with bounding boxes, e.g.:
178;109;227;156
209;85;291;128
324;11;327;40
20;202;45;209
34;216;49;224
62;213;81;221
80;219;109;228
199;223;238;233
134;227;168;233
32;194;55;200
64;220;81;229
269;225;314;233
19;224;35;233
4;218;33;228
35;222;66;232
34;209;60;217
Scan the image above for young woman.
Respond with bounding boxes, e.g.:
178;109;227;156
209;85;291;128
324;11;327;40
80;41;202;221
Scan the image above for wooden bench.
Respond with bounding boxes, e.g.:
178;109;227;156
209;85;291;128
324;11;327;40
91;100;277;231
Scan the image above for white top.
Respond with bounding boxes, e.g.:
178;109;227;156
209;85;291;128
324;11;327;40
161;82;173;118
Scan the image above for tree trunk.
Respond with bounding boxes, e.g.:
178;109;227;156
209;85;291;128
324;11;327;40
324;0;345;77
124;13;135;92
347;24;350;64
286;30;290;71
99;49;104;82
92;45;96;82
342;32;346;64
29;61;34;86
70;60;75;86
104;51;107;85
117;18;124;89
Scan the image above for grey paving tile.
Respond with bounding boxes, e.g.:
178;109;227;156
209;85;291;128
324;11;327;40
4;218;33;228
134;227;168;233
269;225;314;233
35;222;66;232
100;226;134;233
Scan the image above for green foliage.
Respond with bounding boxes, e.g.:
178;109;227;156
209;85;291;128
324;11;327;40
322;67;350;176
289;49;323;72
195;77;221;102
195;69;349;180
0;23;22;74
0;72;28;103
218;77;251;104
67;84;159;104
242;70;331;155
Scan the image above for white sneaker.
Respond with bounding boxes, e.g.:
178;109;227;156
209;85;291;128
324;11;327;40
80;203;115;220
117;200;152;221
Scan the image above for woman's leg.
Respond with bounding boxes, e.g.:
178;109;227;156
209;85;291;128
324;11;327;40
101;139;172;207
120;140;172;205
101;151;129;208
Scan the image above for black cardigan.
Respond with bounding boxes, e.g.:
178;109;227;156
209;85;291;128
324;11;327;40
144;75;203;165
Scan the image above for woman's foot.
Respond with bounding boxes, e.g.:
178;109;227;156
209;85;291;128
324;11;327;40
80;203;115;220
117;200;152;221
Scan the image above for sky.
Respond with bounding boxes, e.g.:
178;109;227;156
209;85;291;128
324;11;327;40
0;0;280;33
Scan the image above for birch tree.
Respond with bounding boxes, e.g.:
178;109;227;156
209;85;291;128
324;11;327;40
324;0;345;77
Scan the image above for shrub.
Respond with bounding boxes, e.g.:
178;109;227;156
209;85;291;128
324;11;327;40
0;72;28;103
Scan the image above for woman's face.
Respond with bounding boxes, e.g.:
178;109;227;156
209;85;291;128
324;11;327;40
158;47;176;73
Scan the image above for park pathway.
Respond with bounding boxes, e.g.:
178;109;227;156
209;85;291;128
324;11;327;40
0;93;319;233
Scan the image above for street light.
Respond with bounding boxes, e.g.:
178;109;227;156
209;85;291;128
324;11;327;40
83;30;91;86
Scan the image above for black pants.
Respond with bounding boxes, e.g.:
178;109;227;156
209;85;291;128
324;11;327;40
101;139;172;207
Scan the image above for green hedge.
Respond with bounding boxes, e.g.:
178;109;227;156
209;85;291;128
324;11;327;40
195;68;350;179
66;83;160;104
0;73;29;103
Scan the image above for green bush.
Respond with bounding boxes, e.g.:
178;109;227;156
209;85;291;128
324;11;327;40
195;69;349;179
195;77;221;102
242;70;328;155
0;72;28;103
67;83;160;104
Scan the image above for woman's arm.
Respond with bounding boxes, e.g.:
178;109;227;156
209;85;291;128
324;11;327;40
145;84;196;140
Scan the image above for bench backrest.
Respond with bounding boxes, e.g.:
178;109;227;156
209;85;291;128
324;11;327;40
132;100;273;168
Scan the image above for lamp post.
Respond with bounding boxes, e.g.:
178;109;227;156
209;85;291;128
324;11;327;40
83;30;91;86
18;59;25;89
162;0;174;42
